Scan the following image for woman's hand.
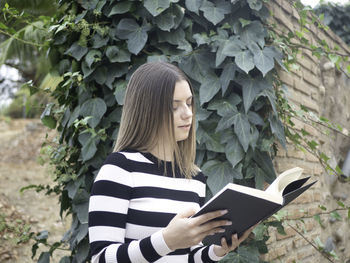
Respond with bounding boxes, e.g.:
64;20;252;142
212;225;256;257
162;207;232;250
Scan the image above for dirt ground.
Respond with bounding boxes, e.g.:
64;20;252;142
0;118;70;262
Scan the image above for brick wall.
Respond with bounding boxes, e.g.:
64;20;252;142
263;1;350;262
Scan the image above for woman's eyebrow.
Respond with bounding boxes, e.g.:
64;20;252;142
173;96;193;102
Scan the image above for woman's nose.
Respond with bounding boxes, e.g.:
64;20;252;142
182;105;193;119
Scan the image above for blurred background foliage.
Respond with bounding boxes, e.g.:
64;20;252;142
314;1;350;45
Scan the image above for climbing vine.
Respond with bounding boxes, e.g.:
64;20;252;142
1;0;349;262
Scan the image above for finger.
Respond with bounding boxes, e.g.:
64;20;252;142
196;219;231;235
193;209;228;225
220;237;228;250
177;207;198;218
239;228;254;242
234;234;241;248
199;227;226;242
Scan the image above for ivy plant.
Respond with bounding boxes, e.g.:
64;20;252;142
35;0;286;261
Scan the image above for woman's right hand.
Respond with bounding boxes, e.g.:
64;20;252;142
162;207;231;250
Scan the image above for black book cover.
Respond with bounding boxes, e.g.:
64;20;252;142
195;178;317;246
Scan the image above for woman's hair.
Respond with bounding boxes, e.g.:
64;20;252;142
113;61;198;178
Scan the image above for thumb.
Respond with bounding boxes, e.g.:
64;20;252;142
177;206;198;218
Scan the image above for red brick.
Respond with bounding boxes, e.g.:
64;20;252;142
305;151;319;162
307;206;322;216
276;226;297;240
279;70;294;87
301;96;319;113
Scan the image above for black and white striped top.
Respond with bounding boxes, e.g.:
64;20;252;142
88;150;224;263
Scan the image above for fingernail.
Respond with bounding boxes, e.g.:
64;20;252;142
221;209;228;215
234;233;238;238
225;221;232;226
218;229;225;233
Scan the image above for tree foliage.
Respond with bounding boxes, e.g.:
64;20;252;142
314;2;350;45
37;0;286;261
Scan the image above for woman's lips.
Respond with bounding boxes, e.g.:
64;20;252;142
179;124;191;130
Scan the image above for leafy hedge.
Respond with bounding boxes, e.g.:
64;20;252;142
41;0;287;261
314;2;350;45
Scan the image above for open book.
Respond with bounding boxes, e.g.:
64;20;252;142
194;167;316;246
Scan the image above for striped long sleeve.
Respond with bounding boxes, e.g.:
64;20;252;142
88;150;224;263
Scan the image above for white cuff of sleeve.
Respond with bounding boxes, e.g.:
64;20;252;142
105;244;121;263
208;245;226;261
150;230;173;256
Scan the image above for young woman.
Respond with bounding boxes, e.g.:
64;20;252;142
88;62;255;262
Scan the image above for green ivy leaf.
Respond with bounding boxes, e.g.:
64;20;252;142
78;132;99;161
221;245;260;263
154;4;184;31
75;238;90;262
67;106;80;127
58;256;70;263
155;9;175;31
108;1;132;16
41;103;57;129
239;21;266;48
259;87;277;114
237;74;269;113
199;75;221;105
106;46;131;63
220;63;238;94
158;27;191;51
116;18;151;54
313;214;325;228
249;43;274;76
92;33;109;49
268;114;286;148
144;0;172;17
38;252;50;263
232;112;251;152
218;37;243;66
337;201;345;208
197;122;225;152
179;51;214;82
235;50;254;74
72;190;89;224
64;42;88;61
225;134;244;168
207;94;240;117
199;0;231;25
85;50;102;68
92;66;107;85
114;80;127;105
247;0;262;11
36;230;49;241
253;151;276;183
185;0;202;15
80;98;107;128
330;211;341;221
202;160;233;195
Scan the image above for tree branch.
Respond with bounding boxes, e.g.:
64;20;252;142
286;222;336;263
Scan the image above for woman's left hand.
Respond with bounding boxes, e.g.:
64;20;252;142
212;225;256;257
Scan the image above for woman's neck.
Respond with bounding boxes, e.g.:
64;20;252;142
149;143;174;162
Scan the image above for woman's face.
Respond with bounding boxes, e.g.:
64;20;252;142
172;80;193;142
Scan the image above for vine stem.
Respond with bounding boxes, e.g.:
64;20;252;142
286;222;336;263
283;207;349;221
293;115;350;140
0;29;46;47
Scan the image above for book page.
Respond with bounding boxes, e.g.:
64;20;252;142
265;167;304;196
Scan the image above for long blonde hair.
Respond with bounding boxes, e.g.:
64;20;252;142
113;62;198;178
